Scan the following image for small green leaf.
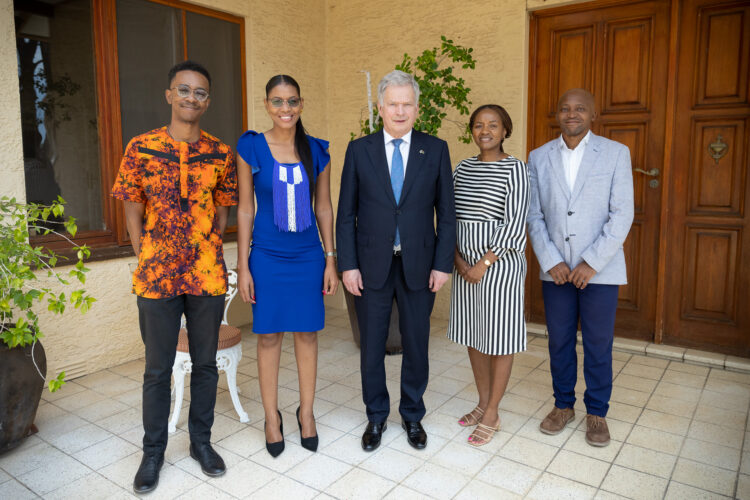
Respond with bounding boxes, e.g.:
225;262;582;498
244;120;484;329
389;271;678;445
49;371;66;392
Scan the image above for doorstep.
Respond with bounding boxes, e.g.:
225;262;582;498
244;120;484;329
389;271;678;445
526;322;750;373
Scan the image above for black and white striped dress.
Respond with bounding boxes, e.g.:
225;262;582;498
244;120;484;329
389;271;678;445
447;156;530;355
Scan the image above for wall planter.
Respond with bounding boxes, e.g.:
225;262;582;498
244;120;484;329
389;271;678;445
0;336;46;454
0;196;94;454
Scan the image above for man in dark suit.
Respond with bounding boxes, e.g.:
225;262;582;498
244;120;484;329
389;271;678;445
336;70;456;451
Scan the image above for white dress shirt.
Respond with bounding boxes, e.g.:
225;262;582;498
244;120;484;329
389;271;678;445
383;129;412;175
558;130;591;192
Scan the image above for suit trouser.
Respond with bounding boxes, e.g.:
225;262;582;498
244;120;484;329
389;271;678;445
137;293;224;454
541;281;619;417
355;256;435;423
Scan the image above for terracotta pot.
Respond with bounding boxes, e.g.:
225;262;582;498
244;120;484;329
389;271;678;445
342;285;403;355
0;335;46;455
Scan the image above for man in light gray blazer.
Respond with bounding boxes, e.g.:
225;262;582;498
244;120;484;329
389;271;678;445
527;88;633;447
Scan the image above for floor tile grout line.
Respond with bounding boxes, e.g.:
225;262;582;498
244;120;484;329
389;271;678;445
313;337;462;498
12;428;113;497
473;355;551;496
9;320;750;499
526;342;643;495
591;350;635;499
380;341;485;499
528;424;575;496
732;393;750;499
449;355;551;498
594;353;667;499
657;359;706;497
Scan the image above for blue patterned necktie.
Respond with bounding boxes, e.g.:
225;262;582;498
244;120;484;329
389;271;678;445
390;138;404;246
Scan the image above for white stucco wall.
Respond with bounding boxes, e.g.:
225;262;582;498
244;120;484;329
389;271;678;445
0;0;594;380
1;0;25;202
0;0;327;380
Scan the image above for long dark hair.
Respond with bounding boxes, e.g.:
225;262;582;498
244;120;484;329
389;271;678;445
469;104;513;153
265;75;314;198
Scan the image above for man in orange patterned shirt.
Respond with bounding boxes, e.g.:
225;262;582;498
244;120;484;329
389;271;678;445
112;61;237;494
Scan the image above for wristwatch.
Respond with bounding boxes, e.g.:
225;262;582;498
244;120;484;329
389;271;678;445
325;251;337;258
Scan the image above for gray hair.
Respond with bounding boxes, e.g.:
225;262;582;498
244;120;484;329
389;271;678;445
377;70;420;105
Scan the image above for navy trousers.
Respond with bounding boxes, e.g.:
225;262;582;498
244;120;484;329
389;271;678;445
137;294;224;454
541;281;619;417
355;256;435;423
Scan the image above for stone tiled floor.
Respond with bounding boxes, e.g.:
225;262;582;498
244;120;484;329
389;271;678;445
1;308;749;499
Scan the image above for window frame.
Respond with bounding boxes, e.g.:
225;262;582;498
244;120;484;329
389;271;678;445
28;0;246;255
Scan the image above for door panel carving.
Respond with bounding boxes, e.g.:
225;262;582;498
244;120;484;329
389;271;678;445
604;19;652;112
665;0;750;355
531;0;750;354
529;0;669;340
696;6;750;105
689;119;746;215
549;27;595;116
681;226;739;324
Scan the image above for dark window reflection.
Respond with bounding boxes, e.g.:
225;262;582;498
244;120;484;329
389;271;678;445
16;0;102;234
117;0;242;228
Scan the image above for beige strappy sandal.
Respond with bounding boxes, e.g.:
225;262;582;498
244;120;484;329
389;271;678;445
458;406;484;427
468;418;500;447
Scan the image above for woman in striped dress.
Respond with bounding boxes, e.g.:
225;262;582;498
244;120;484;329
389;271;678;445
447;104;530;446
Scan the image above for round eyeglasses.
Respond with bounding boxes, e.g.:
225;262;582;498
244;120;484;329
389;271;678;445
171;85;209;102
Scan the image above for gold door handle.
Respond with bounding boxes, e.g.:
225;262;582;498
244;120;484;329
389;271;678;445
708;135;728;164
634;167;659;177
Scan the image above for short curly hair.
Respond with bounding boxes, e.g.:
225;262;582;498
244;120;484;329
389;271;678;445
167;60;211;88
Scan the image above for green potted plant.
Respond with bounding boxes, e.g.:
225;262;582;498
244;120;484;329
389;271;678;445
346;36;476;353
0;195;95;455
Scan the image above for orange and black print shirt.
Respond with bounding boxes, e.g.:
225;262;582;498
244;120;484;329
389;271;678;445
111;127;238;298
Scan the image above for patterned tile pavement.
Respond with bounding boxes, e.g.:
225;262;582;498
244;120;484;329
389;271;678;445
1;308;749;499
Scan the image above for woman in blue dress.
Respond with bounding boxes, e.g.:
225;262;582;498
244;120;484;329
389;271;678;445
236;75;338;457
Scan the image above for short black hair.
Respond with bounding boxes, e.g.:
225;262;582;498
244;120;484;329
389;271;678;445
167;60;211;88
469;104;513;154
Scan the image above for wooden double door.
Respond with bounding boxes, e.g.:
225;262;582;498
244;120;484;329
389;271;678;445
528;0;750;355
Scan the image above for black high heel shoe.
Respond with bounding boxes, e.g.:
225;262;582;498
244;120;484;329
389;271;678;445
296;406;319;452
265;410;285;457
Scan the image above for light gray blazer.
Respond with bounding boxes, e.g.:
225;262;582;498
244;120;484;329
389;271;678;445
527;133;634;285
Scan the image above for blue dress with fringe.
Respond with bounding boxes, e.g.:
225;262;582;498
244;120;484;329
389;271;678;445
237;131;330;334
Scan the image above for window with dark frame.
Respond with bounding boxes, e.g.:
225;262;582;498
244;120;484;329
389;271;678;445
14;0;246;257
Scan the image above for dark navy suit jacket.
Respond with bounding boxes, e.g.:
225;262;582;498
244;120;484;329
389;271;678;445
336;129;456;290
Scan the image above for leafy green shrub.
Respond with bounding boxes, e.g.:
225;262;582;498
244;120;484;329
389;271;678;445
353;36;477;143
0;196;95;391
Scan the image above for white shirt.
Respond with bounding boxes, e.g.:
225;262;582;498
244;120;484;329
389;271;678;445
558;130;591;192
383;129;412;175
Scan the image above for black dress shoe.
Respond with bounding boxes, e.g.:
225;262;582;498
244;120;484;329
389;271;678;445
265;409;285;457
361;421;387;452
402;420;427;449
296;406;319;452
190;442;226;477
133;452;164;494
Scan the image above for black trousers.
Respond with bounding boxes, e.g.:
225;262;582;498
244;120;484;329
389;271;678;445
137;293;225;454
355;256;435;423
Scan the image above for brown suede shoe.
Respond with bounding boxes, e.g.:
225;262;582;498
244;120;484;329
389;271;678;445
539;407;575;435
585;414;610;447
